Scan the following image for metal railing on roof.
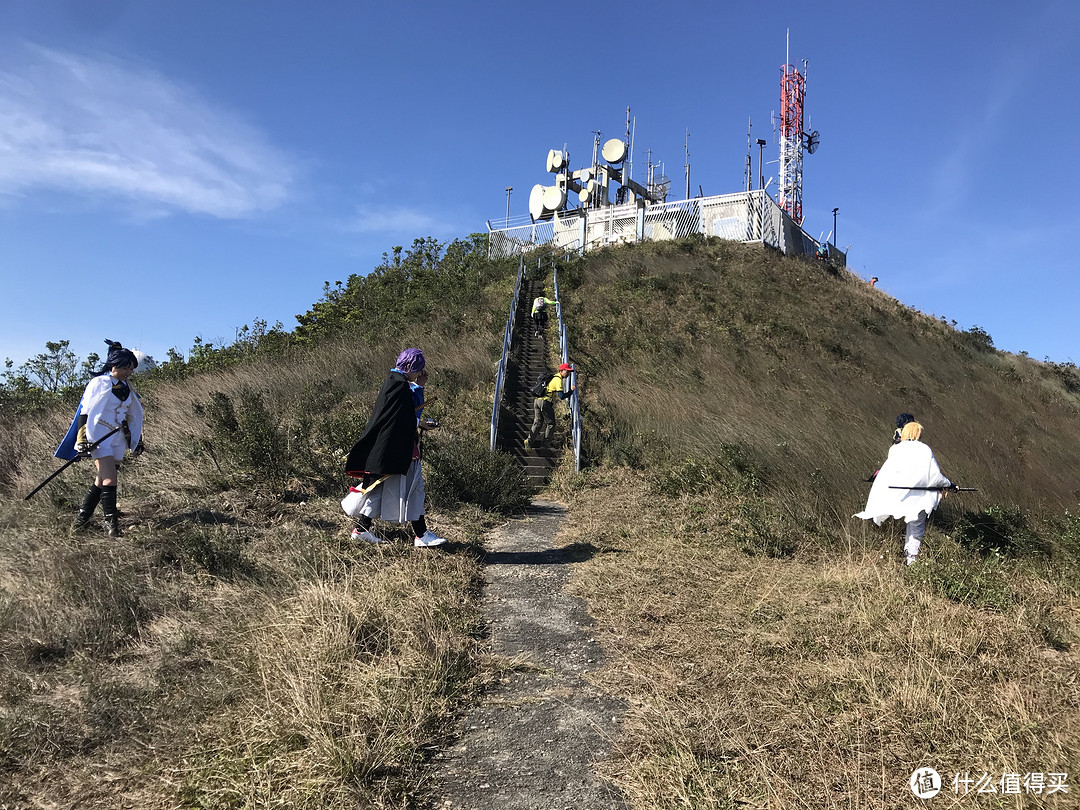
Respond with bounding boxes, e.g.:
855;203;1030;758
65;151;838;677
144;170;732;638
486;190;846;268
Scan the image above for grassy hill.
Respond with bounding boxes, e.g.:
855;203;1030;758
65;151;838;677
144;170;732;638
1;236;1077;807
547;239;1080;806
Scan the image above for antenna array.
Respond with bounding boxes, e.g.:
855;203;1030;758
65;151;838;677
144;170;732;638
527;109;669;222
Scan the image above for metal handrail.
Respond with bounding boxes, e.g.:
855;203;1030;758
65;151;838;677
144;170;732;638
552;256;582;474
490;254;526;451
490;245;580;475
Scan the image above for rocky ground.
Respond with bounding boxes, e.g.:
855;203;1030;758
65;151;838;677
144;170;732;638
426;500;627;810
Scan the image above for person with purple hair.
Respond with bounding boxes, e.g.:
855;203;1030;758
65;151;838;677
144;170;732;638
342;348;446;547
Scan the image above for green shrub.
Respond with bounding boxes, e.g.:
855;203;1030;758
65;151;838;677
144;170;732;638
909;538;1015;611
422;433;531;514
290;404;366;496
196;388;289;490
960;324;995;352
730;498;797;558
949;504;1046;558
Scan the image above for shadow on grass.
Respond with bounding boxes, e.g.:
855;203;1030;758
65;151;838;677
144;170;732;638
156;508;238;528
483;541;618;566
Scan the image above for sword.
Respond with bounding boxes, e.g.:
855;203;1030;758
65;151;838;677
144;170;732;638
888;485;978;492
23;426;124;501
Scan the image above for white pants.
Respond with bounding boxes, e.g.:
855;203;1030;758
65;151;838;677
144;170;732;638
346;461;426;524
89;430;129;461
904;512;928;562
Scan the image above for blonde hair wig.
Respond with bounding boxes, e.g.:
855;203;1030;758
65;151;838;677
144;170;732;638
900;421;924;441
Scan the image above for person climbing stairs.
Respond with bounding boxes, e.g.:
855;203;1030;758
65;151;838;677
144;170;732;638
495;278;564;485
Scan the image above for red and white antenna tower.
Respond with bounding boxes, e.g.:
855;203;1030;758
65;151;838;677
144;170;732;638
778;31;810;225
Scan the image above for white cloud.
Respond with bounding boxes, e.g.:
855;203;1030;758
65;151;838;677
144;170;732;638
0;45;295;218
349;203;459;235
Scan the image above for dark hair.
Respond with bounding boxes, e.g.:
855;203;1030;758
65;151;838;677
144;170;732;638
100;339;139;373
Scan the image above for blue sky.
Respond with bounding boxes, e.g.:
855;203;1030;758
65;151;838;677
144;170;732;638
2;0;1078;371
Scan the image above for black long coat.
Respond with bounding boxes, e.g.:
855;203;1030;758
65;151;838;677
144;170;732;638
345;370;417;479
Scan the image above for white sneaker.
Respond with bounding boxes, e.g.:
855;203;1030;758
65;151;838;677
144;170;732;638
905;555;917;566
414;530;447;548
351;528;381;544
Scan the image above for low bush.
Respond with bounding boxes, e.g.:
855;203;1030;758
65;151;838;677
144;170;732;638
423;433;531;514
154;525;258;580
196;388;289;490
910;537;1016;611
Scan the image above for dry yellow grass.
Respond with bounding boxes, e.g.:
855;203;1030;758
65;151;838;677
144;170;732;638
3;236;1080;808
0;327;505;808
553;467;1079;809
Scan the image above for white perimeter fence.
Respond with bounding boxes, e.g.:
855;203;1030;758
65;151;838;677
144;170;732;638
487;190;845;266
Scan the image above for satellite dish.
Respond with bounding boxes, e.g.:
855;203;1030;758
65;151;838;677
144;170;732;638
806;130;820;154
578;168;592;182
132;349;156;374
546;150;556;173
549;150;565;172
602;138;626;164
542;185;566;211
578;188;590;204
529;184;546;219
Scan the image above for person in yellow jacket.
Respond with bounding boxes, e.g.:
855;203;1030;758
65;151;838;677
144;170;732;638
530;296;557;336
525;363;576;449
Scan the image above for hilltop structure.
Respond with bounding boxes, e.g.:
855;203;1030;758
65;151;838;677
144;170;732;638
488;37;841;265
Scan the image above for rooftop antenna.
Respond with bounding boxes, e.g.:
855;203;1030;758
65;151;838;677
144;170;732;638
745;117;753;192
591;130;602;207
684;128;691;200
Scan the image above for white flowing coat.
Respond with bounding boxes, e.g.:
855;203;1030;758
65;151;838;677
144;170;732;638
855;439;951;525
80;375;144;460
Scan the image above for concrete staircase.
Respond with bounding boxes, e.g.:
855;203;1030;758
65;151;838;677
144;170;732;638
496;279;562;486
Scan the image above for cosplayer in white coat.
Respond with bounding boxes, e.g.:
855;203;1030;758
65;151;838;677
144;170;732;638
855;421;953;565
72;340;145;536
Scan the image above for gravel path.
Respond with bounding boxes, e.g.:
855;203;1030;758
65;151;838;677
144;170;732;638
427;499;627;810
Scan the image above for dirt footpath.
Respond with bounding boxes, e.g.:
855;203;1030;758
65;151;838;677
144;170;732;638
427;500;627;810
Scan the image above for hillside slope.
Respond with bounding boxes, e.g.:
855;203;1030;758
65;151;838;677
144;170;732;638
1;235;1077;808
559;238;1080;522
546;238;1079;808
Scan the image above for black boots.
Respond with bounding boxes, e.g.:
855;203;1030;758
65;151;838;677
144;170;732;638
100;485;121;537
74;484;124;537
73;485;102;530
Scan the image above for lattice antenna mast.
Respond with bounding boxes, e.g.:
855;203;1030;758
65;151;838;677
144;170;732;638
778;31;807;224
